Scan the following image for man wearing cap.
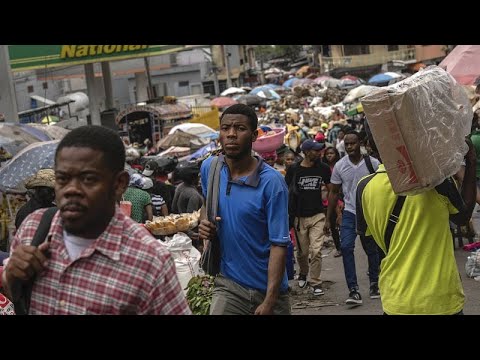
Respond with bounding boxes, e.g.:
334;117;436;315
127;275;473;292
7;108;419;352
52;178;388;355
15;169;56;230
325;130;381;305
123;173;153;223
143;159;176;213
285;139;332;296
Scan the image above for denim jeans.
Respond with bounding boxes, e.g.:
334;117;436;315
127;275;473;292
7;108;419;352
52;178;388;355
340;211;379;290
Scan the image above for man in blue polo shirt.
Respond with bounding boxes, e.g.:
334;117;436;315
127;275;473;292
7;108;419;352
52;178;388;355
199;104;291;315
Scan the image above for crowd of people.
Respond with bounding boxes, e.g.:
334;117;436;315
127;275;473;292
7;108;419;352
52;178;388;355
0;84;479;315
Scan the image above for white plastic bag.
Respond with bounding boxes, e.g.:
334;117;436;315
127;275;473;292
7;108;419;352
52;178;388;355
465;250;480;278
164;232;201;295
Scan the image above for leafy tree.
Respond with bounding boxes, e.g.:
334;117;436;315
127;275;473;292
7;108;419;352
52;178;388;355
255;45;303;62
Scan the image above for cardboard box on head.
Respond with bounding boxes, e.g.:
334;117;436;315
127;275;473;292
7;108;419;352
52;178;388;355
361;66;473;195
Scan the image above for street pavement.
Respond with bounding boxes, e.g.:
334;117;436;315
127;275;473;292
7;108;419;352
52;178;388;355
290;205;480;315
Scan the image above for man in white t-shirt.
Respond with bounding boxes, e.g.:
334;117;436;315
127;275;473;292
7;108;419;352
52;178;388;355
324;130;381;306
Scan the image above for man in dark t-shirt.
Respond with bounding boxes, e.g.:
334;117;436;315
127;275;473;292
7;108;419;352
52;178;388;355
285;140;332;296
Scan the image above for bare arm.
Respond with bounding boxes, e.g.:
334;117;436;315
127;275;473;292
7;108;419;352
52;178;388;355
324;183;341;235
254;244;287;315
459;139;477;223
145;204;153;222
160;204;168;216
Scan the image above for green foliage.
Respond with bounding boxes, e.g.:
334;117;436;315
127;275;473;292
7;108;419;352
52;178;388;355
256;45;303;62
186;275;215;315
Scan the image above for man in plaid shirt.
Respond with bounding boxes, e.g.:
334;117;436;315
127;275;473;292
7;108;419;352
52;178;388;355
1;126;190;315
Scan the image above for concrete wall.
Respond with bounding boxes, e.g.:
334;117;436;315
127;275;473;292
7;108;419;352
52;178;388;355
415;45;446;61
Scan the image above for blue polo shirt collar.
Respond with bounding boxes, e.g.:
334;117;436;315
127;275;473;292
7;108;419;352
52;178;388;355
218;154;265;188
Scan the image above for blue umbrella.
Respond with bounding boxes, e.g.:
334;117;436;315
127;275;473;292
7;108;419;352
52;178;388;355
0;140;59;193
187;142;217;160
251;85;275;95
0;123;51;157
18;124;51;141
282;77;299;88
368;73;394;85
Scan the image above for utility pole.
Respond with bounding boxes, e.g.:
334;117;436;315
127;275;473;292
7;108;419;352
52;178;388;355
210;46;220;96
312;45;321;68
223;45;232;88
144;57;154;100
0;46;19;122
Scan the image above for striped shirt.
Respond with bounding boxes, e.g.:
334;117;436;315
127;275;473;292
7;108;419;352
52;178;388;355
10;207;191;315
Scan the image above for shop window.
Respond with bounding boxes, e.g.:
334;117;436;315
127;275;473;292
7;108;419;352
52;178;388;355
343;45;370;56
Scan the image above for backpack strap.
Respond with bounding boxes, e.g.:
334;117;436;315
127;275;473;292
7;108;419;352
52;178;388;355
384;196;406;254
206;157;222;223
13;207;57;315
363;154;375;174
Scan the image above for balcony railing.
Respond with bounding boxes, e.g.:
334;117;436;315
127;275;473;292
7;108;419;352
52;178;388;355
321;48;416;71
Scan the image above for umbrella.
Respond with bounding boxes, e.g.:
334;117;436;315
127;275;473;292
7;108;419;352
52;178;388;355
251;85;282;97
264;67;284;75
265;73;282;80
210;97;238;108
41;115;59;124
292;78;315;86
168;123;218;139
0;123;49;157
282;77;299;88
313;75;332;85
187;142;217;160
220;87;245;97
323;78;342;88
384;72;403;79
341;75;360;81
439;45;480;85
26;123;70;140
338;78;363;90
235;94;265;106
368;73;395;85
255;89;281;100
0;140;59;193
343;85;379;103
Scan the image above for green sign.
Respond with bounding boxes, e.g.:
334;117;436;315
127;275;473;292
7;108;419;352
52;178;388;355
8;45;191;72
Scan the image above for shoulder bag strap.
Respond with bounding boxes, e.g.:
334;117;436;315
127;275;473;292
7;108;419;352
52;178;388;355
13;207;58;315
363;154;375;175
384;196;406;254
206;157;222;223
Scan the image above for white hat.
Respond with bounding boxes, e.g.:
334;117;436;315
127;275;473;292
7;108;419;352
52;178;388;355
142;177;153;190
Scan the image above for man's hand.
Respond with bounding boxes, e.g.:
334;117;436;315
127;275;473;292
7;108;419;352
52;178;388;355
323;220;331;236
254;301;274;315
198;217;220;242
4;242;49;290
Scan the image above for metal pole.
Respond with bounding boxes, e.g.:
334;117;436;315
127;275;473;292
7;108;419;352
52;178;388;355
210;46;220;96
84;63;101;125
223;45;232;88
101;61;114;110
0;46;19;122
144;57;154;100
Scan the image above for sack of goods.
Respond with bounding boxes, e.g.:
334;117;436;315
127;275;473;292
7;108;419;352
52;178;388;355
164;232;201;295
144;210;201;236
361;65;473;195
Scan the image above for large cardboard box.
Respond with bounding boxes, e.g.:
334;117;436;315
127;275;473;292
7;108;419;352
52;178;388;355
361;66;472;195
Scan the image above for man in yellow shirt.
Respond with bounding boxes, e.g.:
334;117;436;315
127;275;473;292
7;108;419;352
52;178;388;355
356;121;476;315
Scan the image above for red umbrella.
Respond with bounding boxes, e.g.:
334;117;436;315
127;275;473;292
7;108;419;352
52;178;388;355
439;45;480;85
210;97;238;108
341;75;359;81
